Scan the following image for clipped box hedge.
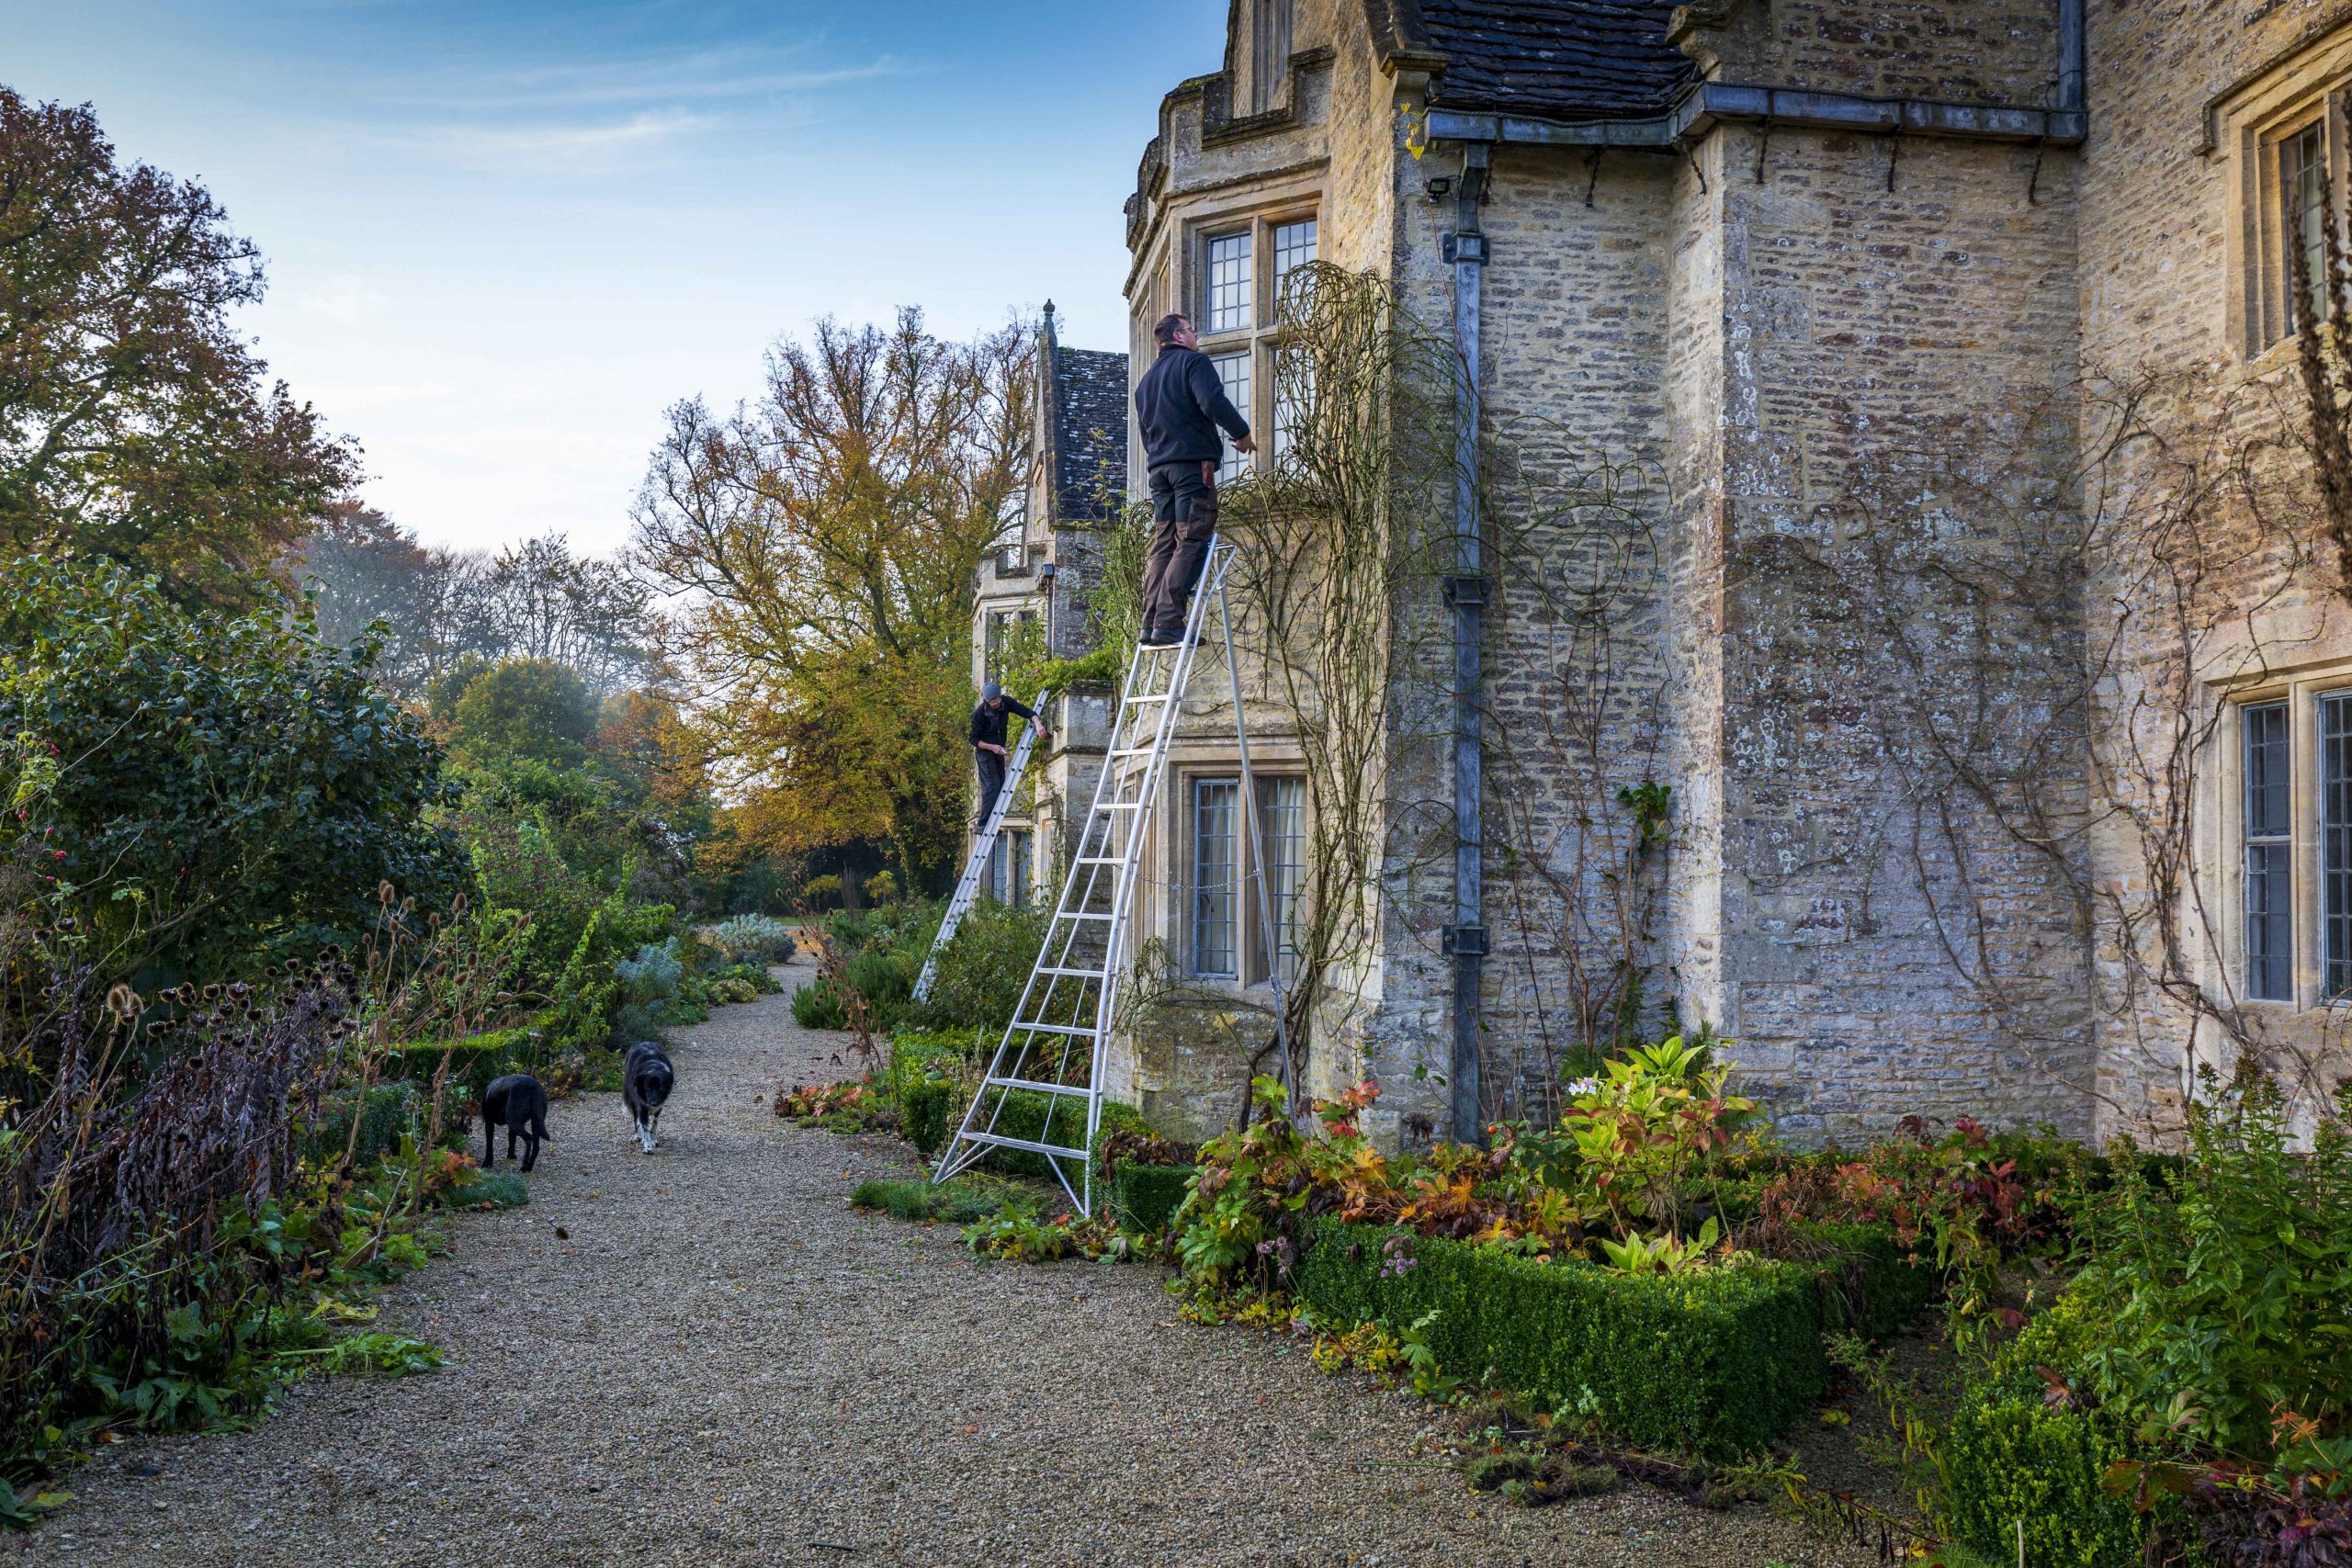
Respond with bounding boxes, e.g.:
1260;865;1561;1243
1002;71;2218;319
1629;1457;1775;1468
380;1022;543;1104
899;1076;1147;1181
1793;1220;1938;1341
1106;1163;1197;1232
1295;1218;1826;1459
1940;1291;2190;1568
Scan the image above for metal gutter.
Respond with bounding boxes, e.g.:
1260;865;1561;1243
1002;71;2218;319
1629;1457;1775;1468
1442;141;1491;1145
1425;80;2086;152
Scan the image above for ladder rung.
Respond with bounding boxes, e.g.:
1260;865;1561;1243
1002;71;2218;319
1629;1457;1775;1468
1003;1021;1096;1037
1074;855;1127;866
954;1130;1089;1160
986;1076;1093;1098
1035;965;1107;979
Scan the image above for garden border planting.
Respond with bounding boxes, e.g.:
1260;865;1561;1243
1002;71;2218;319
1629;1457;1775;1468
1294;1218;1827;1459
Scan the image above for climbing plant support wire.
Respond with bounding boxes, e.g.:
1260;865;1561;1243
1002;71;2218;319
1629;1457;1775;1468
931;538;1288;1214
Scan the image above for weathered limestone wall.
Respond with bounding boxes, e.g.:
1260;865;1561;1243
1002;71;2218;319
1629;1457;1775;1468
1691;118;2094;1138
1664;132;1734;1054
1360;136;1682;1131
1673;0;2066;102
2075;0;2352;1139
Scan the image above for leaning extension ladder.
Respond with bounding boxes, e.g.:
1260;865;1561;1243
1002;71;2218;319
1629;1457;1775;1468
911;691;1047;1005
932;539;1289;1215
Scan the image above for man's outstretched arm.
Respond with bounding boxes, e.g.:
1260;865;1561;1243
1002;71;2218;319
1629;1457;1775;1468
1185;355;1253;447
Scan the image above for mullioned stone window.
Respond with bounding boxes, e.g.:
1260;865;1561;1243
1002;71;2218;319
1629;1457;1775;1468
2210;31;2352;355
2222;671;2352;1009
1193;209;1318;480
1184;770;1307;985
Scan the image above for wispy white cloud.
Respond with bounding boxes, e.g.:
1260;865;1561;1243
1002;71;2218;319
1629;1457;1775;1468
392;107;713;171
395;51;911;112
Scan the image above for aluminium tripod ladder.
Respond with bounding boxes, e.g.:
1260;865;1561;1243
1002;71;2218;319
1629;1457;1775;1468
911;690;1047;1004
932;538;1290;1215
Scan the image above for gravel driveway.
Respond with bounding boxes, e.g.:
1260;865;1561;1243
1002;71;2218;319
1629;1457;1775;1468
11;953;1874;1568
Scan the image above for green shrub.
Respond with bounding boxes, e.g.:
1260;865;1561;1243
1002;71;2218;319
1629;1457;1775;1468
2059;1076;2352;1461
379;1024;540;1104
895;1075;1146;1183
1942;1395;2159;1568
1794;1220;1937;1340
849;1178;1004;1224
436;1168;529;1209
901;1078;955;1156
790;975;852;1031
1109;1164;1197;1233
842;944;915;1028
886;1027;986;1098
0;558;462;983
903;901;1046;1035
709;914;796;964
302;1081;424;1167
1294;1219;1826;1459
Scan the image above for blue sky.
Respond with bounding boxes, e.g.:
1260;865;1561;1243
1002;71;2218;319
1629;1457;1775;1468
2;1;1225;551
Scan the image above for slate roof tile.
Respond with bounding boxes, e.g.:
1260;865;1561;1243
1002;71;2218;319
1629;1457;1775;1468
1053;347;1129;523
1419;0;1691;121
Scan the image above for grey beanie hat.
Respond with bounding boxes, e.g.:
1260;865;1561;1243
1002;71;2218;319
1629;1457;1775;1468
982;681;1002;702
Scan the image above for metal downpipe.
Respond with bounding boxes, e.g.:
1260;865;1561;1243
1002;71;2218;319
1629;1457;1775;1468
1446;141;1491;1145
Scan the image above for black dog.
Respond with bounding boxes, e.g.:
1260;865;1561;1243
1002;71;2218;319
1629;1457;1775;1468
480;1073;550;1172
622;1041;674;1154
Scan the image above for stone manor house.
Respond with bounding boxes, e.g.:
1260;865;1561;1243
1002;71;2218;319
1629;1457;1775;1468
975;0;2352;1149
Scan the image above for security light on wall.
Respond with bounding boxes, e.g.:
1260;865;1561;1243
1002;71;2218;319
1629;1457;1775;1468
1424;174;1453;201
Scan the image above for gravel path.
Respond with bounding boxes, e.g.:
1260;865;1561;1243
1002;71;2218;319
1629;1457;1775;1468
12;954;1875;1568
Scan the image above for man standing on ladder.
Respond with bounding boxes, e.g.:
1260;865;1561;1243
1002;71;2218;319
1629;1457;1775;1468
970;681;1045;829
1134;312;1253;646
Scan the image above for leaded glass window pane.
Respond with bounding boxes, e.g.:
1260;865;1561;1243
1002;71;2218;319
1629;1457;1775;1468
2245;701;2292;1001
1259;777;1306;983
2288;120;2332;330
1211;351;1251;483
1272;220;1317;318
1206;231;1253;334
2324;694;2352;998
1193;779;1238;978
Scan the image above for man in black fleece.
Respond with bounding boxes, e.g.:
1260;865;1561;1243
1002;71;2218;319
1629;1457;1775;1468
1132;312;1253;644
969;681;1043;829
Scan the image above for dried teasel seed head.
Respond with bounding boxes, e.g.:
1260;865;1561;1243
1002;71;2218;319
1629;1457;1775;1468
104;984;142;1021
452;891;469;914
378;881;396;905
202;984;223;1001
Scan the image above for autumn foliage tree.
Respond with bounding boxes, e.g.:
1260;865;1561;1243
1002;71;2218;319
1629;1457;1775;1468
0;90;357;604
632;309;1031;887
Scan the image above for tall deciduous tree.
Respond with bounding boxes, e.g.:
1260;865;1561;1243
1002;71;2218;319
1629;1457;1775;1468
288;513;656;699
632;309;1031;883
455;533;654;694
285;502;466;695
0;91;358;603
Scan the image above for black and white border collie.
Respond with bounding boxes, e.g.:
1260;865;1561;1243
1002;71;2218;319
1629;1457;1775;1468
622;1041;674;1154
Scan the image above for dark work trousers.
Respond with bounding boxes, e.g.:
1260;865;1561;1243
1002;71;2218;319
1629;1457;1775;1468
1141;459;1220;636
974;748;1007;829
